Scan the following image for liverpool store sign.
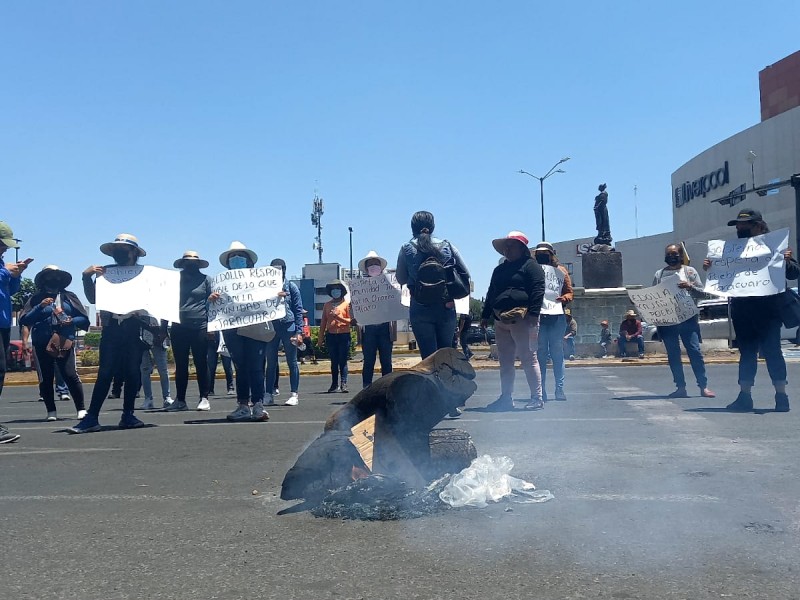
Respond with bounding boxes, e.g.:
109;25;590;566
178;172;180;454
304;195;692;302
674;161;729;208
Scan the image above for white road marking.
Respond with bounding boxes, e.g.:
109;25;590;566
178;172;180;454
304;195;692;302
0;448;121;457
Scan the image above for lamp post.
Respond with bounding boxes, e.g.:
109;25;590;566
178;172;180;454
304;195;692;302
348;227;353;279
519;157;570;241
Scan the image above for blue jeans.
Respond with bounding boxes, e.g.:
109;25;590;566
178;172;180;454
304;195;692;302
659;317;707;389
538;314;565;397
564;336;575;357
617;334;645;356
88;318;146;416
410;300;457;359
362;323;393;386
141;342;171;400
732;302;786;386
326;332;350;387
266;321;300;395
223;329;267;403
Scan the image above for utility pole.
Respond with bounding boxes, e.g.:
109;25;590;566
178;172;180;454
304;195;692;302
310;194;324;263
633;185;639;238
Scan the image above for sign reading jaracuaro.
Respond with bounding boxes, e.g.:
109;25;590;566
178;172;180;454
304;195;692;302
208;267;286;331
704;228;788;297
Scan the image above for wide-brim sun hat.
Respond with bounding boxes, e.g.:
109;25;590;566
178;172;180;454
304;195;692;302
534;241;556;254
325;279;347;296
492;231;530;255
625;309;637;318
34;265;72;289
100;233;146;257
358;250;388;274
174;250;209;269
219;241;258;267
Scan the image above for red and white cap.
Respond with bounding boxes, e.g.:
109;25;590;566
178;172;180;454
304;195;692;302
491;231;530;255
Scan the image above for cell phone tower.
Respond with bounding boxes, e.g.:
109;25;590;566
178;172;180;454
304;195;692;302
310;193;324;264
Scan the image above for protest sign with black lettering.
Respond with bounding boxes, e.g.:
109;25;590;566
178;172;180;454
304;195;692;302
628;275;699;326
96;265;180;323
704;228;788;297
349;273;408;326
207;267;286;332
541;265;565;315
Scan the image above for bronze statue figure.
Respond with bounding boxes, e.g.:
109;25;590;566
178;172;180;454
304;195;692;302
594;183;612;246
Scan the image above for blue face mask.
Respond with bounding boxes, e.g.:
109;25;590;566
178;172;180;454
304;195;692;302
330;289;342;299
229;256;247;270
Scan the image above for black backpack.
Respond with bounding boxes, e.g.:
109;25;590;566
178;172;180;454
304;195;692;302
415;255;449;305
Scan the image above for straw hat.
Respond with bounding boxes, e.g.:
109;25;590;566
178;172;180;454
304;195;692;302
174;250;209;269
533;241;556;254
219;241;258;267
624;309;637;318
325;279;347;296
358;250;388;274
34;265;72;290
491;231;530;255
100;233;146;257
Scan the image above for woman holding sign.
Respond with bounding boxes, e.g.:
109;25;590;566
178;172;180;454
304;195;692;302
358;251;394;387
653;244;715;399
533;242;573;402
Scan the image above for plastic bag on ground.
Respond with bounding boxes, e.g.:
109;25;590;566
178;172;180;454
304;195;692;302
439;454;554;508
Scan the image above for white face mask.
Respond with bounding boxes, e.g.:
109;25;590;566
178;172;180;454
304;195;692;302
367;265;382;277
330;289;342;299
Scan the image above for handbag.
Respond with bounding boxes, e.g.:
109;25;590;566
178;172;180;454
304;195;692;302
493;306;528;324
46;294;75;358
778;287;800;328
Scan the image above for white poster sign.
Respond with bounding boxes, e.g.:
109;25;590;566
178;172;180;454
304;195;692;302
541;265;565;315
96;266;180;323
348;273;408;326
627;275;699;326
704;228;788;297
454;295;470;315
207;267;286;332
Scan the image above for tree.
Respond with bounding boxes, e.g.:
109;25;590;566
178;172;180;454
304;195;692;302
468;297;484;320
11;278;35;312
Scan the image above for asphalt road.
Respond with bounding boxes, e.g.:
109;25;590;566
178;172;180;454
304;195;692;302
2;362;800;599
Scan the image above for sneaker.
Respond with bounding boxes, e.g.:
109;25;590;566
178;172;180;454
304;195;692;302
700;388;716;398
726;391;753;412
448;407;463;418
141;398;155;410
284;392;299;406
775;392;790;412
0;424;21;444
524;398;544;410
196;398;211;411
638;353;645;359
226;388;236;396
46;411;58;422
107;392;121;399
77;409;87;419
273;388;280;396
165;400;189;412
326;384;340;393
340;384;349;393
569;355;575;361
264;395;275;406
38;396;43;402
59;394;71;402
67;414;101;434
485;396;514;412
668;388;689;398
162;397;175;409
251;402;270;422
227;404;252;421
555;388;567;401
118;412;145;429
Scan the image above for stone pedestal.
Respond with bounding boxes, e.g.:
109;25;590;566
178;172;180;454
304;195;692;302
581;252;623;289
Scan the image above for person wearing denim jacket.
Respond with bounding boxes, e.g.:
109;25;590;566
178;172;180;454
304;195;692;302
265;258;304;407
20;265;89;422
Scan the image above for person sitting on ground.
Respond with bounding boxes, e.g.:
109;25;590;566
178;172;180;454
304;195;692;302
599;320;611;358
618;310;645;358
563;309;577;360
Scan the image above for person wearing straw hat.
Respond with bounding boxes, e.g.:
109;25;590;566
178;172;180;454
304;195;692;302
212;241;270;422
599;319;612;358
0;221;28;443
165;250;214;412
69;233;151;433
617;309;645;358
20;266;89;421
358;250;394;387
481;231;545;411
319;279;354;393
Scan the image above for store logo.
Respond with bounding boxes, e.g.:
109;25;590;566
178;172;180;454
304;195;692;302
674;161;729;207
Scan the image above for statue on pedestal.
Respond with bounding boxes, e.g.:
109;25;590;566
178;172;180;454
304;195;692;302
593;183;612;247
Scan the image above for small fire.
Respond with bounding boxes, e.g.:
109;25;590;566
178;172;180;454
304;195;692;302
351;465;371;481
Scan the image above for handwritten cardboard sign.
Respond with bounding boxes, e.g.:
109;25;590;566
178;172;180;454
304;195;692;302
541;265;565;315
704;228;788;297
96;265;180;323
207;267;286;332
349;273;408;326
628;275;699;326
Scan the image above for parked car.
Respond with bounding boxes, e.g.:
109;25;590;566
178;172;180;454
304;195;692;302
6;340;35;372
463;324;495;345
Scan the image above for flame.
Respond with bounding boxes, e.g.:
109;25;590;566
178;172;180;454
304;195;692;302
351;465;371;481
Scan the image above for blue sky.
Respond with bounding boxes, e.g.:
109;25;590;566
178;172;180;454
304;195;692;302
2;1;798;300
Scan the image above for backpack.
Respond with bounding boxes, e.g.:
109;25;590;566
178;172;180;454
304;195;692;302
413;241;470;305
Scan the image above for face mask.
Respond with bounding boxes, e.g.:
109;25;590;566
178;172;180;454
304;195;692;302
737;229;752;239
112;249;133;265
228;256;247;270
183;263;200;272
535;254;550;265
367;265;382;276
330;289;342;299
665;255;681;266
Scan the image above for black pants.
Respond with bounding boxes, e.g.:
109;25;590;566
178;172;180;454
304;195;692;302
207;332;234;393
326;332;350;386
88;318;146;416
0;327;9;397
33;344;85;413
362;323;392;386
171;323;210;402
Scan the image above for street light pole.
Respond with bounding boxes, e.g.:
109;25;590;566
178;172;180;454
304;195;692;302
348;227;353;279
519;157;570;241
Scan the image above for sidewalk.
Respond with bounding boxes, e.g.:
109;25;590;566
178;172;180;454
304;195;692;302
1;345;747;386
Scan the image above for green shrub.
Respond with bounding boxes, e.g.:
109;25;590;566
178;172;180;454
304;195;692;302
309;326;358;359
83;331;101;348
79;350;100;366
